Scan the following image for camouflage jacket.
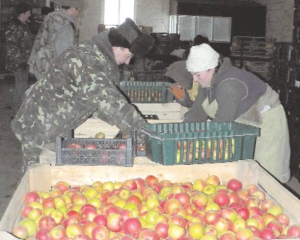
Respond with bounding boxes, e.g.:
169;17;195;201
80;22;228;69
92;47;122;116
11;32;147;147
5;17;33;72
28;9;75;80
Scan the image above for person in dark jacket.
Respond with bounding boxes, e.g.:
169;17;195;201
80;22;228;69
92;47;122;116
11;19;154;171
5;2;33;118
184;43;290;183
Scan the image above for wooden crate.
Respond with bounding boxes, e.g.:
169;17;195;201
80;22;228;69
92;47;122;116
1;160;300;239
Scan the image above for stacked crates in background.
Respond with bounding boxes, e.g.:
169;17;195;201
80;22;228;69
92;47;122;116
230;36;275;83
151;33;180;55
273;42;300;179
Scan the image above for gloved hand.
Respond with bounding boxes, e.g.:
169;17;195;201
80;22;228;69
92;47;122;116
19;62;28;71
169;83;185;100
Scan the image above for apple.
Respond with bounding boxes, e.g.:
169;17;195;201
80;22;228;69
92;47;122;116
236;207;250;220
54;196;67;209
37;215;57;230
203;184;216;196
49;225;67;240
229;218;246;233
117;143;127;149
251;189;266;201
276;213;290;227
107;213;123;232
35;229;50;240
267;220;283;233
193;179;206;191
260;199;274;212
126;195;142;206
260;227;276;239
226;178;242;191
228;192;239;205
54;181;70;193
213;217;229;233
12;225;28;239
19;218;38;237
205;203;220;211
189;222;205;239
67;143;83;149
201;234;218;240
91;225;110;240
123;179;138;191
235;228;254;239
287;224;300;237
219;231;236;240
145;175;159;186
25;191;40;205
205;175;220;187
85;144;98;149
248;225;261;237
191;192;208;209
42;197;55;208
66;223;84;238
220;208;237;222
249;207;263;217
262;213;276;226
95;132;105;138
49;209;65;224
245;196;260;209
28;208;43;221
267;204;283;216
204;210;220;225
169;215;188;228
102;181;115;191
252;215;266;230
155;221;169;238
74;234;90;240
138;229;160;240
168;224;186;240
164;198;182;215
21;205;33;218
246;184;258;194
236;189;249;200
213;192;230;207
123;218;142;236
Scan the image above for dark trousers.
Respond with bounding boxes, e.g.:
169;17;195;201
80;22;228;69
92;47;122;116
12;70;28;116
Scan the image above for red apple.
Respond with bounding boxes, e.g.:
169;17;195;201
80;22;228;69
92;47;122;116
38;216;57;230
155;222;169;239
213;192;230;207
67;143;83;149
260;227;276;239
63;216;80;229
54;181;70;192
35;229;50;240
267;220;283;233
226;178;242;191
236;207;249;220
287;224;300;238
204;210;220;225
117;143;127;149
145;175;159;186
123;218;142;236
122;179;137;191
25;191;40;205
84;144;98;149
21;205;33;218
93;214;107;226
138;229;160;240
276;213;290;227
164;198;181;215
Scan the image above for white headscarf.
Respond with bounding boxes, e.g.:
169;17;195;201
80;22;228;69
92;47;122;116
186;44;219;73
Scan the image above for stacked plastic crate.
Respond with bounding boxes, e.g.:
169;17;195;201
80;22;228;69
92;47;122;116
230;36;275;83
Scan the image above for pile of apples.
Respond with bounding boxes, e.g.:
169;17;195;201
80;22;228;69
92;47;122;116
176;139;235;163
11;175;300;240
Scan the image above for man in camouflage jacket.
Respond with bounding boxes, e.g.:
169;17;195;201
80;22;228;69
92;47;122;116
11;18;154;171
28;0;84;81
5;3;33;117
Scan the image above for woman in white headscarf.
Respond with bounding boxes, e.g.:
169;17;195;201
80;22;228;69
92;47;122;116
184;43;290;183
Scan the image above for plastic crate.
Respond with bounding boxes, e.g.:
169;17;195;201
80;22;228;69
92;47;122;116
119;81;174;103
132;70;170;82
56;131;134;166
142;122;260;165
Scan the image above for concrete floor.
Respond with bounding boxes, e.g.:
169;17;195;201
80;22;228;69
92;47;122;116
0;77;300;221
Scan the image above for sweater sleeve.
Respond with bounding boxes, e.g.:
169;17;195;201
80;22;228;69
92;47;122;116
183;86;208;122
213;79;247;122
176;89;194;108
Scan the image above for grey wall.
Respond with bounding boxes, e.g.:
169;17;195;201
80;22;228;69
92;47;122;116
78;0;295;43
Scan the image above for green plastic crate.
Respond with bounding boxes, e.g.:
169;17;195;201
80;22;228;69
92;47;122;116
119;81;174;103
142;122;260;165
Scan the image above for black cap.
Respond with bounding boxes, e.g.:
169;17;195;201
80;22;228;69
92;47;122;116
15;2;32;15
108;28;131;49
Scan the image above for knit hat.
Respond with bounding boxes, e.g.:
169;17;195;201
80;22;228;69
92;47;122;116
165;61;193;89
15;2;32;15
61;0;85;9
109;18;154;56
186;44;220;73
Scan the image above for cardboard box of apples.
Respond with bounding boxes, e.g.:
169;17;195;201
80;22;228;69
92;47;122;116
0;160;300;239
